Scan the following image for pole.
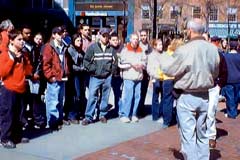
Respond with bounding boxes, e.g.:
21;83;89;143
227;0;230;49
123;0;126;43
153;0;157;39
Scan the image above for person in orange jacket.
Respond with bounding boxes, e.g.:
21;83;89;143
0;29;32;149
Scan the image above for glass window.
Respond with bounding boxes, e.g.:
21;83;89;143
170;6;180;19
141;4;150;19
193;6;201;18
209;7;218;22
157;5;163;19
227;8;237;22
106;17;115;27
92;17;101;26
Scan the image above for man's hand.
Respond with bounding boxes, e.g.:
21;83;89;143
32;74;40;81
132;64;144;71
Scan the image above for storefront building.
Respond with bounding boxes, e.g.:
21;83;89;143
68;0;133;42
134;0;240;39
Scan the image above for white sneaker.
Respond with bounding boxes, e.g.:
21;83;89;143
157;117;163;123
131;116;139;123
120;117;131;123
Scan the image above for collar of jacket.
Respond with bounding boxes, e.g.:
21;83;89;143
97;41;111;49
50;40;67;55
126;43;142;53
187;36;205;43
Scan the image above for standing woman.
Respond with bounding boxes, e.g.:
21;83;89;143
147;39;164;122
0;29;32;148
31;32;47;129
67;33;86;124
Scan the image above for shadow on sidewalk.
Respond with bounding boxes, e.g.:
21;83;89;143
169;148;184;160
210;149;221;160
169;148;222;160
23;128;53;140
216;127;228;139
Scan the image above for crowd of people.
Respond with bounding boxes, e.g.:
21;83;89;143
0;18;239;160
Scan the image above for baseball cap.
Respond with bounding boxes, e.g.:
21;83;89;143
52;26;64;34
99;28;110;35
211;36;220;42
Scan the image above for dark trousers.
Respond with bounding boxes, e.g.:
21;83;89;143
111;76;123;116
24;81;46;127
32;93;46;126
0;86;24;142
138;70;149;117
151;80;163;121
161;80;174;126
68;73;87;120
152;79;174;125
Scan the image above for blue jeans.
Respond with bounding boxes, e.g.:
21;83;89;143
221;84;240;118
119;80;141;118
85;75;112;121
45;81;65;125
151;80;163;121
160;80;174;126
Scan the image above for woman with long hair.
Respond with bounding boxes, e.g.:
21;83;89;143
66;33;86;124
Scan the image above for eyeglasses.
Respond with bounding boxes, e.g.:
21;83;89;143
140;35;147;37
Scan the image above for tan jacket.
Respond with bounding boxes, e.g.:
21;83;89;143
159;37;220;92
119;43;147;81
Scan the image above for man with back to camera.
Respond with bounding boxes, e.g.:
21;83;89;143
159;18;219;160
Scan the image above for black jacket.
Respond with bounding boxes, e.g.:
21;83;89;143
83;42;117;78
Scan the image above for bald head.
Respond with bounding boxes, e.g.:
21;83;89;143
187;18;205;35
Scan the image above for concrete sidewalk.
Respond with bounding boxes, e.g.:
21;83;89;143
76;103;240;160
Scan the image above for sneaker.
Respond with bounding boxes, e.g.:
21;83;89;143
120;117;131;123
22;123;29;131
21;137;30;143
81;119;92;126
161;124;169;129
225;113;236;119
157;118;163;123
34;124;46;129
209;139;216;149
99;117;107;123
63;120;71;126
218;95;226;102
1;140;16;149
70;119;80;124
131;116;139;123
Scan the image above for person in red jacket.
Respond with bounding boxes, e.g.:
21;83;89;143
42;26;70;130
0;29;32;149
